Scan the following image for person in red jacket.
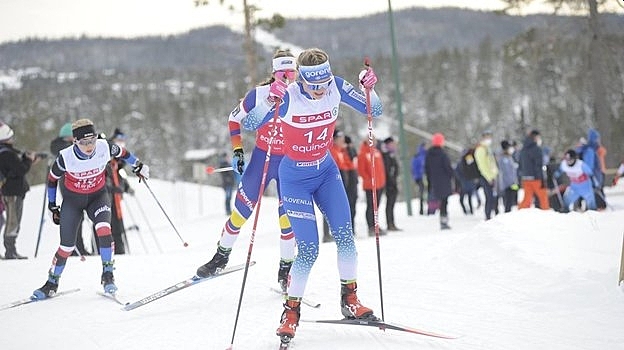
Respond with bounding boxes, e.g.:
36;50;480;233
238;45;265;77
357;137;386;236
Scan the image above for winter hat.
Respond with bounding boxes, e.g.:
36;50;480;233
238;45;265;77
383;137;395;144
58;122;73;138
431;133;445;147
333;129;344;138
501;140;511;150
587;128;600;145
529;129;540;137
0;122;14;142
72;118;96;140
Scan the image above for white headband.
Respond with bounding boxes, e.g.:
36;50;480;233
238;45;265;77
272;56;296;72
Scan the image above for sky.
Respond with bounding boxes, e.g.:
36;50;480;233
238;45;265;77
0;176;623;349
2;0;619;45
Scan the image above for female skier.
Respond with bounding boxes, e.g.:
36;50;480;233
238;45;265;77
32;119;149;299
243;47;382;340
196;49;298;292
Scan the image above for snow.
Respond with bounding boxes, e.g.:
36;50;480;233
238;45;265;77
1;177;623;349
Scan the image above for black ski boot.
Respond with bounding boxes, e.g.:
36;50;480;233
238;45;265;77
277;259;293;293
32;274;59;300
196;245;231;278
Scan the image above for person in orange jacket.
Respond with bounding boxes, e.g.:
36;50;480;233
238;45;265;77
357;137;386;236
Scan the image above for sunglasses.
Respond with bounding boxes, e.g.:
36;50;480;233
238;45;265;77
304;77;333;91
77;137;97;146
277;70;296;81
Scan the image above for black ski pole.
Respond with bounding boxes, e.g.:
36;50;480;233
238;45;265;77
34;170;49;258
141;179;188;247
364;57;385;322
227;99;281;350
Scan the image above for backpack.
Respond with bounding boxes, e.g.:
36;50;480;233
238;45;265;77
459;147;481;180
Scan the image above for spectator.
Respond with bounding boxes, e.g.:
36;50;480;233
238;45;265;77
518;130;550;210
381;137;401;231
50;122;91;256
474;130;499;220
218;152;236;216
497;140;519;213
343;135;359;233
424;133;453;230
357;137;386;236
411;142;426;215
0;121;43;259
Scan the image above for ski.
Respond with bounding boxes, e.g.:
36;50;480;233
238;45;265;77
269;287;321;308
97;291;129;306
302;318;457;339
123;261;255;311
0;288;81;311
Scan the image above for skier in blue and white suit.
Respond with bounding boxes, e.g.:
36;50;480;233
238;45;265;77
243;47;382;340
557;149;597;211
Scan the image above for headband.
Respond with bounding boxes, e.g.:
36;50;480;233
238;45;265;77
272;56;297;72
298;61;332;84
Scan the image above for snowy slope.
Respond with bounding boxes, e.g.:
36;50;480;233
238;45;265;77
1;178;623;350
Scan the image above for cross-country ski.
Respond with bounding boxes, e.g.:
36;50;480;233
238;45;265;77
123;262;255;311
302;318;457;339
0;288;81;311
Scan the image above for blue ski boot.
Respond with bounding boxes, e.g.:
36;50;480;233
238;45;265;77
101;261;117;294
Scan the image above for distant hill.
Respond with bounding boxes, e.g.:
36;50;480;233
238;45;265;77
0;7;622;71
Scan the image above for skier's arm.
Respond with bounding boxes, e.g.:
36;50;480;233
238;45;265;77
110;143;140;167
47;155;66;204
335;76;382;117
242;93;290;131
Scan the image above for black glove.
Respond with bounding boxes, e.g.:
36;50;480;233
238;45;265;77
132;161;150;182
232;148;245;175
48;202;61;225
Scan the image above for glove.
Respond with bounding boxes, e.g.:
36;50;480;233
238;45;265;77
48;202;61;225
133;162;150;181
232;148;246;175
510;184;519;191
269;72;287;102
612;176;619;186
358;67;378;90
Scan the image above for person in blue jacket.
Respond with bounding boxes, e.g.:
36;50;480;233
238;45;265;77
411;142;426;215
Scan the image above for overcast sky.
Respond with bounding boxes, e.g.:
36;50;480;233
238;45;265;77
0;0;621;44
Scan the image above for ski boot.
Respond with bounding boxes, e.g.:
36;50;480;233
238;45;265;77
32;274;59;300
196;245;231;278
276;299;301;340
277;259;293;293
440;215;451;230
101;261;117;294
340;282;377;320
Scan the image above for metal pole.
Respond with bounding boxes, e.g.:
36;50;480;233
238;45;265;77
387;0;413;216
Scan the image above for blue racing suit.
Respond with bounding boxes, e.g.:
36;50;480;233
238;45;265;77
244;76;382;298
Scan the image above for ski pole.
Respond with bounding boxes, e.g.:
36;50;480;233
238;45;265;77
206;166;233;174
131;194;163;253
227;98;282;350
364;57;385;322
141;179;189;247
551;176;566;212
34;171;49;258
